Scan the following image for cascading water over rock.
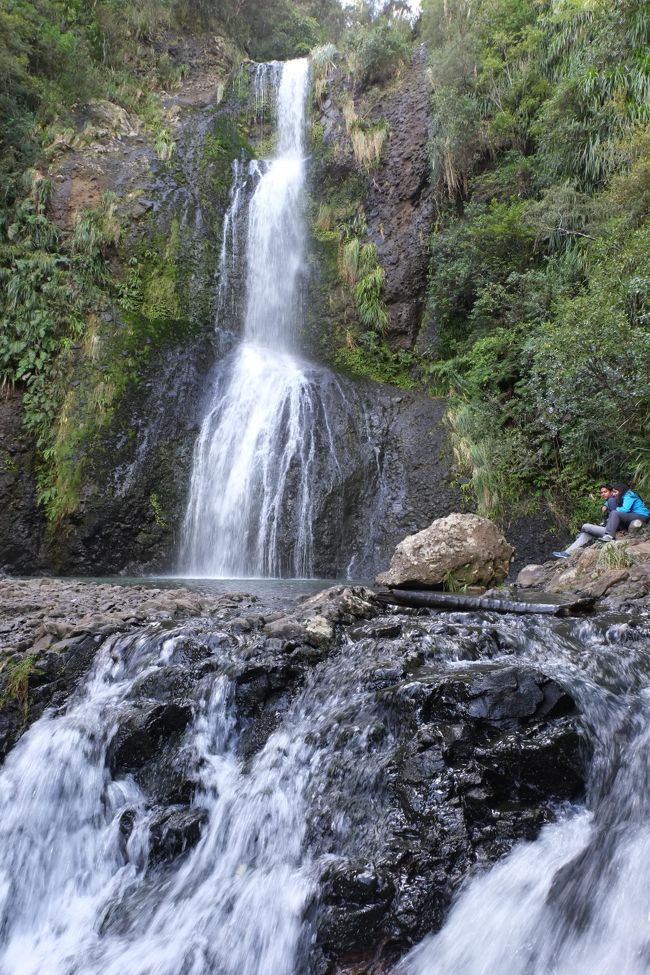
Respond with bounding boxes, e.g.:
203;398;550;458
0;598;650;974
0;629;317;975
181;59;378;579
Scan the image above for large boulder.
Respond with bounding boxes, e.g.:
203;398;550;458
376;513;514;588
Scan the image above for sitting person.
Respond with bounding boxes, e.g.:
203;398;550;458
553;484;618;559
603;482;649;539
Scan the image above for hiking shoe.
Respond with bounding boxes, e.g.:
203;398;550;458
600;534;614;542
552;551;570;559
630;519;644;531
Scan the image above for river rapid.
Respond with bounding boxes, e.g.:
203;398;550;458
0;578;648;974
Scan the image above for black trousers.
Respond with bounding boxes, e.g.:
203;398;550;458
605;510;649;535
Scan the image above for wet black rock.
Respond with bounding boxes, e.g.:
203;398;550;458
107;702;194;774
319;861;396;957
117;804;208;865
0;633;98;761
310;660;586;973
149;805;209;863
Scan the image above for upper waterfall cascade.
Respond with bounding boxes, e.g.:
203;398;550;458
181;59;377;579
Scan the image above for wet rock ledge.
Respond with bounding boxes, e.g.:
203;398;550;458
0;578;262;757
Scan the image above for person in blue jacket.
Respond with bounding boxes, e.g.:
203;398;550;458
603;482;650;539
553;484;619;558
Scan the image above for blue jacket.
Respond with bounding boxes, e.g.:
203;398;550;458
617;490;650;517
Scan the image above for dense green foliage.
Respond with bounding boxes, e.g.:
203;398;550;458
0;170;122;518
345;13;412;87
0;0;336;187
420;0;650;521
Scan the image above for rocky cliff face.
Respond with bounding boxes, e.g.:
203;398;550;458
2;42;241;575
309;47;434;353
361;46;434;349
0;392;46;575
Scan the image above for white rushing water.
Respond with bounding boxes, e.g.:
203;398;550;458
1;609;650;973
181;59;373;578
399;615;650;975
0;630;318;975
0;615;397;975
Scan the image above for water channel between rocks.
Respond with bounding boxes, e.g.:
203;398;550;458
0;579;649;975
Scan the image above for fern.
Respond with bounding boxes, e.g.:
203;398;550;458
353;265;388;332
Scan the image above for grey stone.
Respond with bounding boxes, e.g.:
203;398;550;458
377;513;514;588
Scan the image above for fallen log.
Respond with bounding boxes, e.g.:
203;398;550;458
377;589;595;617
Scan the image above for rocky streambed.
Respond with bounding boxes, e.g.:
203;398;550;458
0;578;265;757
0;576;616;973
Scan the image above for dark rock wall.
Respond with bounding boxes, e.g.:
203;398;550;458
50;341;213;575
363;47;434;349
0;392;46;574
311;48;434;352
345;384;460;579
18;59;248;575
44;95;229;574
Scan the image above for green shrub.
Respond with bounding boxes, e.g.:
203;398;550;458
1;655;40;717
345;17;412;88
353;265;388;332
334;331;418;388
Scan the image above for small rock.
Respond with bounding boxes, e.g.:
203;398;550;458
516;565;548;588
149;806;208;863
107;702;193;774
584;569;629;598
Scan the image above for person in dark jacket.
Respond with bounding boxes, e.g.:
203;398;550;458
602;482;650;540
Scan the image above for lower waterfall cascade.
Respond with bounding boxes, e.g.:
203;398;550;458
0;600;649;974
398;623;650;975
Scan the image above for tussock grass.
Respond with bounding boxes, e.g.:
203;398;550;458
448;403;503;517
341;96;389;170
311;43;338;101
353;264;388;331
596;543;639;571
349;119;388;170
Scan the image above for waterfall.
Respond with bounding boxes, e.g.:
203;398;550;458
181;59;375;579
0;631;317;975
0;616;395;975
